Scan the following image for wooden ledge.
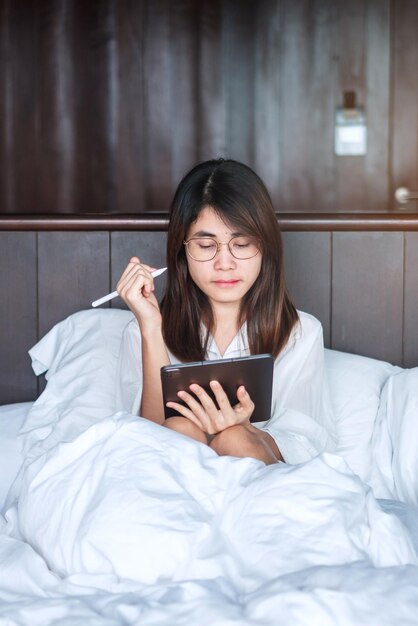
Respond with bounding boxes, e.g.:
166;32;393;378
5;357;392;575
1;212;418;231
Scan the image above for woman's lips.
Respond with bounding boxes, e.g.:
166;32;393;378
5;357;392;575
213;279;240;288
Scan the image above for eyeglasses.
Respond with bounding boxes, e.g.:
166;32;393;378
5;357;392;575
183;236;260;262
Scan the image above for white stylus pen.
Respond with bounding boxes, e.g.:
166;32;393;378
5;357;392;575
91;267;167;308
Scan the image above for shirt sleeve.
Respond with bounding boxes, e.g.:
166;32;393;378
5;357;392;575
262;311;337;464
115;319;143;415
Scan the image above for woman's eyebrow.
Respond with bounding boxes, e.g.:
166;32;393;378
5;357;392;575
190;229;242;237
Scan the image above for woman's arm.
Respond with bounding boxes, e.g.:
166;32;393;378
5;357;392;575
116;257;170;424
139;328;170;424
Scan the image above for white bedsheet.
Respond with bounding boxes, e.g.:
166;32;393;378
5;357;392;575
1;410;418;625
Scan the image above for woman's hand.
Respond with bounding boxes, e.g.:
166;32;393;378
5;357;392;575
165;381;255;435
116;257;162;332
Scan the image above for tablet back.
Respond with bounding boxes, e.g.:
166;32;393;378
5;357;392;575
161;354;274;423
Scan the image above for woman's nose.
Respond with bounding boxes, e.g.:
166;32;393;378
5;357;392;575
214;243;236;268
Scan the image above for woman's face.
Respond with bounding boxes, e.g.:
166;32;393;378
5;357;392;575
184;206;262;311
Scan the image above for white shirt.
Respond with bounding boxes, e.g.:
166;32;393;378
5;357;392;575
116;311;337;464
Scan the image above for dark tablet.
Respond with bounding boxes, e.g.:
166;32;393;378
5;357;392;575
161;354;274;423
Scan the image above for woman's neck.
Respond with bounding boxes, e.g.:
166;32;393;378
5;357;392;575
211;302;241;356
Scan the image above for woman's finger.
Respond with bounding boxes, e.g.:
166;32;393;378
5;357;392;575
234;385;255;419
176;390;212;430
208;380;233;410
118;272;148;300
117;258;143;291
118;258;156;288
188;384;221;420
208;381;254;424
118;264;154;299
165;401;206;431
188;384;231;434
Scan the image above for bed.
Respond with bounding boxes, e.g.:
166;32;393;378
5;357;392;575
0;307;418;625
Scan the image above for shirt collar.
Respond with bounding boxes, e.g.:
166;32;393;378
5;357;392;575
204;323;250;358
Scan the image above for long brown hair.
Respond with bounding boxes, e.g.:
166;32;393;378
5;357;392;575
161;158;299;360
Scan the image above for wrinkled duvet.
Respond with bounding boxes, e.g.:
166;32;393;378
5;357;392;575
1;411;418;626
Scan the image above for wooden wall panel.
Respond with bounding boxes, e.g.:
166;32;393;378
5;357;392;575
282;232;331;346
197;0;226;161
332;1;390;213
37;0;75;214
143;0;173;212
0;0;417;215
331;232;404;364
253;0;281;202
334;1;366;213
391;0;418;210
72;0;118;214
170;1;199;182
1;222;417;405
0;0;39;214
110;231;168;306
404;233;418;367
278;0;335;212
116;0;146;214
0;233;37;403
223;0;255;165
38;232;110;337
364;0;390;212
0;0;13;213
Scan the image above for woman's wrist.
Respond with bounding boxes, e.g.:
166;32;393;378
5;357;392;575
137;319;163;340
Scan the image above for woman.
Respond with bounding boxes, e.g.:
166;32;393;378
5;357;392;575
116;158;336;465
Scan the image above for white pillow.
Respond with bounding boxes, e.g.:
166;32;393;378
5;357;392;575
21;308;134;458
324;349;400;483
371;369;418;504
0;402;32;509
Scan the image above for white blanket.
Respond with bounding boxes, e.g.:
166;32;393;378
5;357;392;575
2;410;418;625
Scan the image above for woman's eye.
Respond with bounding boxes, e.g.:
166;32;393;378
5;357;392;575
198;242;216;250
233;239;251;248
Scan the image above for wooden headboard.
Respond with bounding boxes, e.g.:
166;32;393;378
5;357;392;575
1;213;417;405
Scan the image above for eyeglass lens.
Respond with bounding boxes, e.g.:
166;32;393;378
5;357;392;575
185;236;259;261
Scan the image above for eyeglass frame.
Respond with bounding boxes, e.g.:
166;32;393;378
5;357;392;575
183;236;261;262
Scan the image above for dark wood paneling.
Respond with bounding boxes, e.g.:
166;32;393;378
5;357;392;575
223;0;255;164
0;233;37;402
0;0;13;212
197;0;225;161
1;222;417;406
332;232;404;365
282;232;331;346
0;0;39;214
278;0;335;212
334;1;391;212
110;231;168;306
170;0;199;182
143;0;173;212
253;0;281;200
4;213;418;232
404;233;418;367
0;0;418;215
364;0;390;212
391;0;418;210
38;232;110;336
72;0;118;214
334;1;367;213
37;0;75;214
115;0;146;214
